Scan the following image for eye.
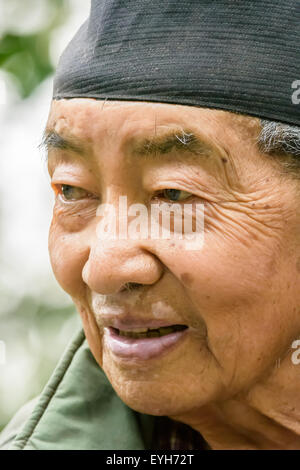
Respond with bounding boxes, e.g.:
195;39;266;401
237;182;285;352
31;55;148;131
159;189;193;202
56;184;95;201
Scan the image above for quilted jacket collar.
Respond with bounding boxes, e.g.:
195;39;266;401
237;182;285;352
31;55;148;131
11;329;155;450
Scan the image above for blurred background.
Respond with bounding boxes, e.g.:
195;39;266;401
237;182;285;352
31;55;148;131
0;0;90;431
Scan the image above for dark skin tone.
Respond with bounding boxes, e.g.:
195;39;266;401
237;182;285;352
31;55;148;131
46;99;300;449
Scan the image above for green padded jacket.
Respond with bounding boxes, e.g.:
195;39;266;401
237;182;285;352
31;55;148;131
0;329;156;450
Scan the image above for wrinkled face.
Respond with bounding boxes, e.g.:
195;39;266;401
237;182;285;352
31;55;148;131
47;99;300;416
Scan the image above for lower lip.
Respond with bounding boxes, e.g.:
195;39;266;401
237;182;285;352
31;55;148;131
104;327;188;361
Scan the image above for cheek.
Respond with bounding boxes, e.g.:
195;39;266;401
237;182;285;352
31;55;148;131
156;237;286;380
161;239;270;310
49;223;103;365
48;219;89;298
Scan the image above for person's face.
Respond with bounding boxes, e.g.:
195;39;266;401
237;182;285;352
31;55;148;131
47;99;300;416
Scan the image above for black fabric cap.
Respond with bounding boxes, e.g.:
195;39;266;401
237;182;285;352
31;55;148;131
53;0;300;126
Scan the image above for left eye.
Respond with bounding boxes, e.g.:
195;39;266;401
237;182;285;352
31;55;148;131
59;184;94;201
160;189;192;202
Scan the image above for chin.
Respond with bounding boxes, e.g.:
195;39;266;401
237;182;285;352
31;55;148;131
116;391;191;417
104;365;212;417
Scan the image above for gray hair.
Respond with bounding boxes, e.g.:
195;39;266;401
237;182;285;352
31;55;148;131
258;120;300;173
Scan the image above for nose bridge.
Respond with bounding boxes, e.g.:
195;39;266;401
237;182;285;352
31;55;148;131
83;216;164;295
82;177;164;293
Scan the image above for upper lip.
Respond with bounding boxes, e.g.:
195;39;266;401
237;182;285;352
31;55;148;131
94;313;187;331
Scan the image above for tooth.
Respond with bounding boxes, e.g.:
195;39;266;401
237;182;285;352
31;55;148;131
118;327;186;339
137;332;147;338
147;330;160;337
119;328;148;334
120;331;131;337
119;330;148;338
133;332;143;338
159;327;173;335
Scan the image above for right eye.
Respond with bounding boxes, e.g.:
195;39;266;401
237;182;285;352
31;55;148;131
160;188;193;202
55;184;95;201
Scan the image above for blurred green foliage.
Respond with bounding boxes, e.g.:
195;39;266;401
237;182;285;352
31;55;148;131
0;296;79;431
0;32;54;98
0;0;68;97
0;0;78;432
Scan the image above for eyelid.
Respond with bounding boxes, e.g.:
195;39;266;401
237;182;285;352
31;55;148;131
51;183;98;202
154;189;194;202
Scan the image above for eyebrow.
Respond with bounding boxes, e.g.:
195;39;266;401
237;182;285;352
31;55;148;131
41;127;216;161
130;129;214;159
40;130;86;155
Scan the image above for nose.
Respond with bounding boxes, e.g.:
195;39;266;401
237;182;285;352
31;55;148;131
82;239;164;295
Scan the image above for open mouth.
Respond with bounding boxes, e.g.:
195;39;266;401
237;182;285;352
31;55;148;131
105;324;189;360
112;324;188;339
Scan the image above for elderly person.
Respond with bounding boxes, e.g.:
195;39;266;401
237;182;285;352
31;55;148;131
1;0;300;450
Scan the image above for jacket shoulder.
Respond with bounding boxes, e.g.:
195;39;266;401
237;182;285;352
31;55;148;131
1;328;154;450
0;330;85;450
0;397;40;450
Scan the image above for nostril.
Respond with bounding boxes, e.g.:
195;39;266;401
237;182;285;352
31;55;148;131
121;282;144;292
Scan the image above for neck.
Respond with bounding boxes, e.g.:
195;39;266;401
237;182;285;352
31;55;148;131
170;354;300;449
